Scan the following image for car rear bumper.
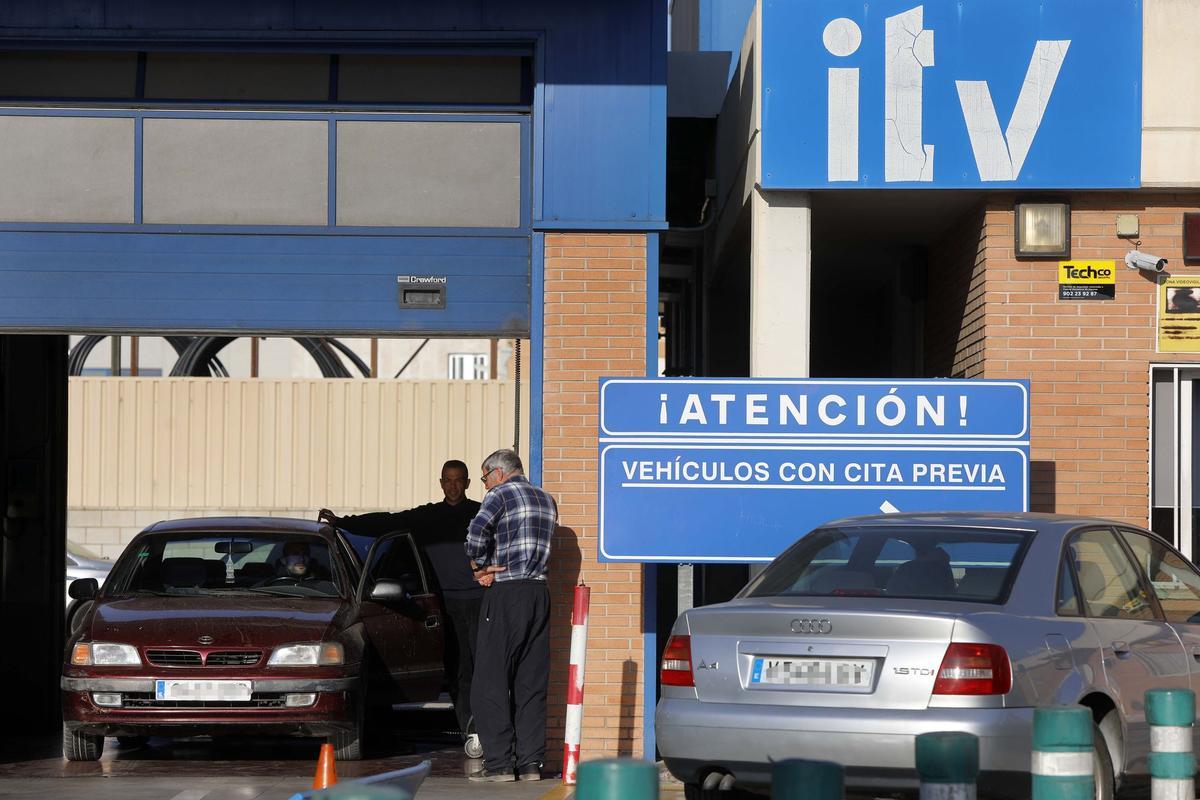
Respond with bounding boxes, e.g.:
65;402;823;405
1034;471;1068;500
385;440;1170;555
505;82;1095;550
655;697;1034;797
62;675;359;738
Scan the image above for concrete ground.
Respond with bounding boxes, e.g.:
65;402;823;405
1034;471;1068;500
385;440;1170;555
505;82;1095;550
0;708;687;800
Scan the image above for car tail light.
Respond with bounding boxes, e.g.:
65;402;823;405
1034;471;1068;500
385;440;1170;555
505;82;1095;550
932;643;1012;695
660;635;694;687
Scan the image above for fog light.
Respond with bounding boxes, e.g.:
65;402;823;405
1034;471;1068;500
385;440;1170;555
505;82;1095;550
285;693;317;708
92;692;122;707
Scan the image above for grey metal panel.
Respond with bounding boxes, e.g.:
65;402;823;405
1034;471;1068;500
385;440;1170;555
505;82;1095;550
336;121;521;228
0;51;137;98
0;116;133;223
142;118;327;225
144;53;330;102
337;55;523;104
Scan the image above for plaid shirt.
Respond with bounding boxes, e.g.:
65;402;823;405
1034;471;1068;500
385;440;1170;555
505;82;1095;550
465;475;556;581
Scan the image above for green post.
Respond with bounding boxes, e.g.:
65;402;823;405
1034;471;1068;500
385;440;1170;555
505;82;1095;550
1032;706;1094;800
1146;688;1196;800
916;731;979;800
772;758;843;800
576;758;658;800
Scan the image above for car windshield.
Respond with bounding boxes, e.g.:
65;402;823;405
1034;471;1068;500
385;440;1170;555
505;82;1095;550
740;525;1032;603
109;532;342;598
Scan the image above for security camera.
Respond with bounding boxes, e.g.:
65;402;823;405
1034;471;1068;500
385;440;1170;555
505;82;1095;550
1125;251;1168;273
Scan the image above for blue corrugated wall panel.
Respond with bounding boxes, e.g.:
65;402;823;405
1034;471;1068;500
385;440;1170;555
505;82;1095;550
0;232;530;334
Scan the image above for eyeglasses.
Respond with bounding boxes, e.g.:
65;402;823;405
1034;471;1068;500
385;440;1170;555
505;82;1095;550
481;468;499;482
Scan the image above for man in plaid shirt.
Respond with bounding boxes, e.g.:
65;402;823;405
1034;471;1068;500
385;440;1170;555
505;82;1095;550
464;448;557;782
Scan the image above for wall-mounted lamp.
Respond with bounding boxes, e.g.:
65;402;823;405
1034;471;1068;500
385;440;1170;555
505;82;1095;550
1015;201;1070;258
1185;213;1200;263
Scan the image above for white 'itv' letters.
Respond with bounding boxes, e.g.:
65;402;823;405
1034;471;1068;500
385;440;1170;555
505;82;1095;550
824;18;862;182
956;40;1071;181
884;6;935;182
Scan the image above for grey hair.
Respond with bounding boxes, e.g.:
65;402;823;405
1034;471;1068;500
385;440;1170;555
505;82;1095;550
482;448;524;476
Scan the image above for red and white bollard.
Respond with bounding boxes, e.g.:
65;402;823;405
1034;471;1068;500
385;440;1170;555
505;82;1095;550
562;582;591;785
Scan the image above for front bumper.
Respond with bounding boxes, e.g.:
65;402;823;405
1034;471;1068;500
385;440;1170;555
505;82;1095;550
655;697;1034;797
62;675;359;739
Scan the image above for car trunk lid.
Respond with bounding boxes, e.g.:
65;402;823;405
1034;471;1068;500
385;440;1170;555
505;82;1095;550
685;598;959;709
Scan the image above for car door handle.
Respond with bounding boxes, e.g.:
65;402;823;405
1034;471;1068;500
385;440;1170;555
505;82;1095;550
1191;646;1200;663
1111;641;1131;659
424;616;440;629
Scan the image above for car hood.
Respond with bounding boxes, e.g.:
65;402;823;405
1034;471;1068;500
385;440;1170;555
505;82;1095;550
88;595;347;648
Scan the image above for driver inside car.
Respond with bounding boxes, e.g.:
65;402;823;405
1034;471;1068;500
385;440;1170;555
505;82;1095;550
278;540;314;579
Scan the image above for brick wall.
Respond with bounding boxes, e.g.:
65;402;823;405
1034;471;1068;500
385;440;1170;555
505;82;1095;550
981;193;1200;521
926;205;988;378
542;233;648;762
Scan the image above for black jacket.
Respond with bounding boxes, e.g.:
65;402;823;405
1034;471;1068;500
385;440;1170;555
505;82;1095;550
339;500;482;599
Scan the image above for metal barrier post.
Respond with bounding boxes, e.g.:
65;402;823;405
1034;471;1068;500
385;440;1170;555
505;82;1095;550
562;582;591;785
1032;706;1094;800
916;731;979;800
575;758;657;800
772;758;843;800
1147;688;1196;800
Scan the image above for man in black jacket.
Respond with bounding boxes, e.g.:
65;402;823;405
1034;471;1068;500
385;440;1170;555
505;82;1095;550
319;459;482;741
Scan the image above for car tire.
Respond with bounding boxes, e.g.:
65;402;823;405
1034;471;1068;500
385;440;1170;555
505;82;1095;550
1093;720;1116;800
63;726;103;761
331;679;366;761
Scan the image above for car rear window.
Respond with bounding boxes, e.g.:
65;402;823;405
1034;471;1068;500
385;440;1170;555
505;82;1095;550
108;532;342;598
740;525;1031;603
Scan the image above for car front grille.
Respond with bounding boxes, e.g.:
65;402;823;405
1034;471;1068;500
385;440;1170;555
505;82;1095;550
146;649;202;667
205;651;262;667
119;692;287;709
143;649;262;667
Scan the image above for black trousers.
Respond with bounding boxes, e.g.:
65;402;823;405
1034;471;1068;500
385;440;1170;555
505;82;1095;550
470;580;550;772
443;595;481;735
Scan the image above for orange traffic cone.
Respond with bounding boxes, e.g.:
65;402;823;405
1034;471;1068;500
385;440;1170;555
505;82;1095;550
313;742;338;789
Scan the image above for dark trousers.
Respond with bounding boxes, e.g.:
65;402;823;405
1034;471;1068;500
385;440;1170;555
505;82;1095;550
443;595;481;735
471;580;550;772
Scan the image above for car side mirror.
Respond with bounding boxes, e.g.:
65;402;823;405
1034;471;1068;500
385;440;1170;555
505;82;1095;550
368;578;408;604
69;577;99;601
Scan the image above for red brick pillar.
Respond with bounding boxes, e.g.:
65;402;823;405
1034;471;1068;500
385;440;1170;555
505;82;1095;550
541;233;648;764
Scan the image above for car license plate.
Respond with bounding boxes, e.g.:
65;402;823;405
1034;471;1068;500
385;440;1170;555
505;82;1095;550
750;657;874;688
155;679;252;702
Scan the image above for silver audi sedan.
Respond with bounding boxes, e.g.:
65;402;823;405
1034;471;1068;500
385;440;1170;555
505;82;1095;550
656;513;1200;800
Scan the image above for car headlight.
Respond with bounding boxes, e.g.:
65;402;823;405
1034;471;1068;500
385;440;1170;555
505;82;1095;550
71;642;141;666
268;643;344;667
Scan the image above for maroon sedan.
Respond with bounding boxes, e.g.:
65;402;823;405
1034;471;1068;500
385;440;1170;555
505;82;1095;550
62;517;444;761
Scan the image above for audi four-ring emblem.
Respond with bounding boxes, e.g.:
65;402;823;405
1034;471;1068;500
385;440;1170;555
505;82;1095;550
790;618;833;634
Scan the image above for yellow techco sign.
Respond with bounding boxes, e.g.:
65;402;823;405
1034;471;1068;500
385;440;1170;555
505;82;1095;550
1058;261;1115;301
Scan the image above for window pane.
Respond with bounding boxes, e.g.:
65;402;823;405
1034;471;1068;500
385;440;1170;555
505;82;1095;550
338;54;525;104
145;52;330;101
1120;529;1200;624
743;526;1029;603
1057;558;1081;616
1068;529;1155;620
0;50;137;99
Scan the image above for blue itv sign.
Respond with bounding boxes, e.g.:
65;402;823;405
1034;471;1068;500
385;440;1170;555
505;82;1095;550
598;378;1030;562
760;0;1141;189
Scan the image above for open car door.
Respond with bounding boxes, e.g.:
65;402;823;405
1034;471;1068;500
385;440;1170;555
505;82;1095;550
356;532;445;702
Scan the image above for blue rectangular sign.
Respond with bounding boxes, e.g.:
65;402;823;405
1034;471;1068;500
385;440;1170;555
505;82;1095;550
760;0;1141;189
598;378;1030;562
601;379;1028;439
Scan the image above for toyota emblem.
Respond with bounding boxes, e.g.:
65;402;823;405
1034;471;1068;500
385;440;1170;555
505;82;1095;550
197;635;214;645
790;618;833;634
